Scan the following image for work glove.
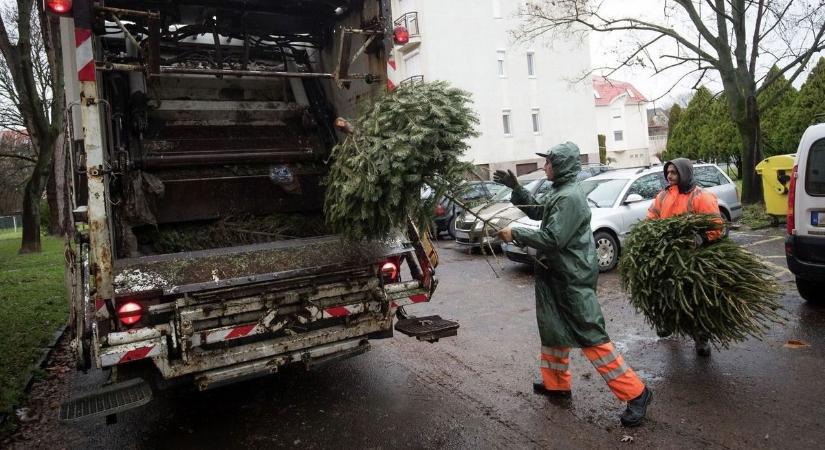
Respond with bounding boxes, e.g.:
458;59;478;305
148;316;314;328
493;169;518;189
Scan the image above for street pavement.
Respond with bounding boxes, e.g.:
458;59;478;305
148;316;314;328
14;226;825;449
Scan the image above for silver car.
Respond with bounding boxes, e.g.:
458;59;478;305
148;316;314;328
502;164;742;272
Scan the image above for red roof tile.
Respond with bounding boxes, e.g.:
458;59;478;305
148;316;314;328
592;76;647;106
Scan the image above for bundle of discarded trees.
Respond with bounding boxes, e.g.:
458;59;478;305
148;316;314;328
619;215;784;347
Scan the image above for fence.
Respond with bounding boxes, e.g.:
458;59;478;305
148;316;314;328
0;215;21;231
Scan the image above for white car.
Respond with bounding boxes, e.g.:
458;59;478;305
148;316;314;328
502;164;742;272
786;123;825;304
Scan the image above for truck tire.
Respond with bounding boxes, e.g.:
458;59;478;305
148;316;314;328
593;230;618;272
796;277;824;304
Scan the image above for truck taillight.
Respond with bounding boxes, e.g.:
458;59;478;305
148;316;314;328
381;260;400;282
787;164;798;235
117;302;143;326
45;0;73;14
393;26;410;45
435;204;446;217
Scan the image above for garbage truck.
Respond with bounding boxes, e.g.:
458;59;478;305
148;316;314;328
51;0;455;423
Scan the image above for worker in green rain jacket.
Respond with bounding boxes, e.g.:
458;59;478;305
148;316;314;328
494;142;651;428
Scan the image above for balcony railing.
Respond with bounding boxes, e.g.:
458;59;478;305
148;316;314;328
399;75;424;87
394;12;420;37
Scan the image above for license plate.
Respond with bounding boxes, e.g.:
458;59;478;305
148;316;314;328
813;212;825;227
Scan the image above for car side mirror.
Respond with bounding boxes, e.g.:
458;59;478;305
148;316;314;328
624;194;645;204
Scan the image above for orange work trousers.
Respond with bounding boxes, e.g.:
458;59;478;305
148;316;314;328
540;342;645;402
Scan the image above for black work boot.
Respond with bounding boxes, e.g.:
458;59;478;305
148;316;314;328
533;375;572;398
694;335;711;357
620;387;652;427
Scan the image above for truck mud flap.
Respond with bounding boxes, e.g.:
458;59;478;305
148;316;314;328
395;316;459;343
59;378;152;423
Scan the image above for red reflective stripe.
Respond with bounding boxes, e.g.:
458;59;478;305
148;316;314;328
74;28;92;43
119;346;153;363
225;324;256;340
409;294;427;303
95;298;105;311
75;28;95;82
78;63;95;82
324;306;351;318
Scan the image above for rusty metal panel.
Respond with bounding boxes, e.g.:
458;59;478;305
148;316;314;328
153;317;389;378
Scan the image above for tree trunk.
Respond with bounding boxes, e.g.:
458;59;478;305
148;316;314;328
46;159;58;234
19;178;41;253
737;95;765;204
18;133;55;253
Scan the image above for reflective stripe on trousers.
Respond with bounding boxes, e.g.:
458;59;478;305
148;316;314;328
540;347;572;391
540;342;645;401
582;342;645;401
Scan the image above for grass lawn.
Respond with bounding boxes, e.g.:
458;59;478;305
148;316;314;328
0;231;68;413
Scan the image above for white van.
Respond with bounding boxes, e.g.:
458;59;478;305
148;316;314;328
786;123;825;304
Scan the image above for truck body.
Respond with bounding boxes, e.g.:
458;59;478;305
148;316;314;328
55;0;452;421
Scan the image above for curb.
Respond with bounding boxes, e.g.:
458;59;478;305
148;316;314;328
0;324;69;427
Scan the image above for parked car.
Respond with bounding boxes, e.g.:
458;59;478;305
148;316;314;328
453;178;553;248
502;164;742;272
432;181;509;238
786;123;825;304
517;164;613;185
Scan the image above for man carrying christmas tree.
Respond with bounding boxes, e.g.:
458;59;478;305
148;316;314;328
494;142;651;428
645;158;723;356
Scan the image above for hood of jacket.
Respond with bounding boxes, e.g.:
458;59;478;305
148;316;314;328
546;142;582;187
665;158;696;194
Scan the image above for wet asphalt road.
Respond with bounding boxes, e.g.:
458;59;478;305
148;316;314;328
57;227;825;449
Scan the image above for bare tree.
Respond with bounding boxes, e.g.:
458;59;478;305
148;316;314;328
515;0;825;203
0;130;31;213
0;0;65;252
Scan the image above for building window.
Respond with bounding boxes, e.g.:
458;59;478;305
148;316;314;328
611;106;622;119
502;110;512;136
493;0;502;18
497;50;506;77
527;52;535;77
614;130;624;141
531;109;541;134
516;162;538;176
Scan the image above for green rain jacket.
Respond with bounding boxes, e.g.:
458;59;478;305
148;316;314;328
510;142;610;348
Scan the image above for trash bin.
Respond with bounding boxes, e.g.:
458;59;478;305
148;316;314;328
755;154;796;218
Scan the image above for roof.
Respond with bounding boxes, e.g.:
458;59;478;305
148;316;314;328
592;76;648;107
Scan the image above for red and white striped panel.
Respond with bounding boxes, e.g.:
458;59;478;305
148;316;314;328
321;303;366;319
390;293;428;309
75;28;95;82
387;55;400;91
94;297;110;319
203;323;262;345
101;343;162;367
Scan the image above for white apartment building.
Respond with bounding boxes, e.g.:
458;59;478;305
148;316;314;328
592;76;652;168
389;0;599;178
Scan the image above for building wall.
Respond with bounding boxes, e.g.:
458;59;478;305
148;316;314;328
594;97;651;168
391;0;599;178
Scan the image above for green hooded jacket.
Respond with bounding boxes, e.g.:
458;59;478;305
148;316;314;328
510;142;610;348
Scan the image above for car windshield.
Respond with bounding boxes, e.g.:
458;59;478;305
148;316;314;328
581;178;629;208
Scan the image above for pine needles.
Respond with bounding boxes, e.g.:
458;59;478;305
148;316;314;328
324;81;479;240
618;215;784;347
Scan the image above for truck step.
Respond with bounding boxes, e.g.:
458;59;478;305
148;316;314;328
395;315;459;343
59;378;152;422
